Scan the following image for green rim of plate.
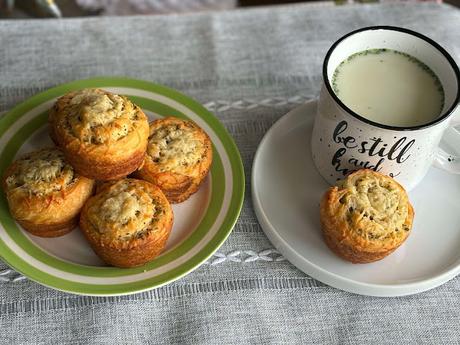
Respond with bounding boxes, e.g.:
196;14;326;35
0;77;245;295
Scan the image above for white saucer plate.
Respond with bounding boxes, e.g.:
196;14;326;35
252;100;460;297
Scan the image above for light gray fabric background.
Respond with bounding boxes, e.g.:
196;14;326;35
1;3;460;344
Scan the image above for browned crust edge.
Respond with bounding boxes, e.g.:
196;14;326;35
65;149;146;180
134;169;209;204
17;217;77;238
321;227;401;264
81;221;172;268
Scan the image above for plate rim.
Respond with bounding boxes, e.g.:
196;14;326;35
251;99;460;297
0;77;245;296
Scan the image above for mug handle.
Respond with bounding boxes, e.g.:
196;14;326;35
433;109;460;174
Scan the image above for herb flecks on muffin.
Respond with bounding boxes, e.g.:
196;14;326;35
136;117;213;203
147;122;205;173
337;173;410;241
5;148;75;196
87;180;165;241
65;89;139;145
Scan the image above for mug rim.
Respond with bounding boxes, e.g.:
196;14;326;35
323;26;460;131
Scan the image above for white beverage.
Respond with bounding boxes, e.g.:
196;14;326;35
331;49;444;127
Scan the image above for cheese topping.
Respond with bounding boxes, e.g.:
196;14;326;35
64;89;140;144
147;122;205;173
5;148;75;196
88;180;163;240
338;171;409;240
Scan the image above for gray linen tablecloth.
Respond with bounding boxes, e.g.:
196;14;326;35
1;3;460;344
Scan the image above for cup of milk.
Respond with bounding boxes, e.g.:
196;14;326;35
311;26;460;191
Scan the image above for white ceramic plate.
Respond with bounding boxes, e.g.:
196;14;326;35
252;100;460;297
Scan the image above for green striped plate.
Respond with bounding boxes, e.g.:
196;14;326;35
0;77;244;296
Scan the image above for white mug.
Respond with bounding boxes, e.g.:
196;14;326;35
311;26;460;191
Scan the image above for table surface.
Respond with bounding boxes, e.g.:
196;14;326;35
1;3;460;344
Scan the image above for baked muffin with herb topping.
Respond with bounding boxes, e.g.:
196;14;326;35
2;148;95;237
320;169;414;263
135;117;212;203
49;88;149;180
79;178;173;268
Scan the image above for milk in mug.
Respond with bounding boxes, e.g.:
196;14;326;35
331;49;445;127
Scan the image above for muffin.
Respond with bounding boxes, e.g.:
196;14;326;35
2;148;95;237
79;178;173;268
135;117;212;203
320;169;414;263
49;88;149;180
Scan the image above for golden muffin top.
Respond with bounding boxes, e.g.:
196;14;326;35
4;148;76;197
322;169;413;246
54;88;146;145
86;179;169;242
147;117;209;174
